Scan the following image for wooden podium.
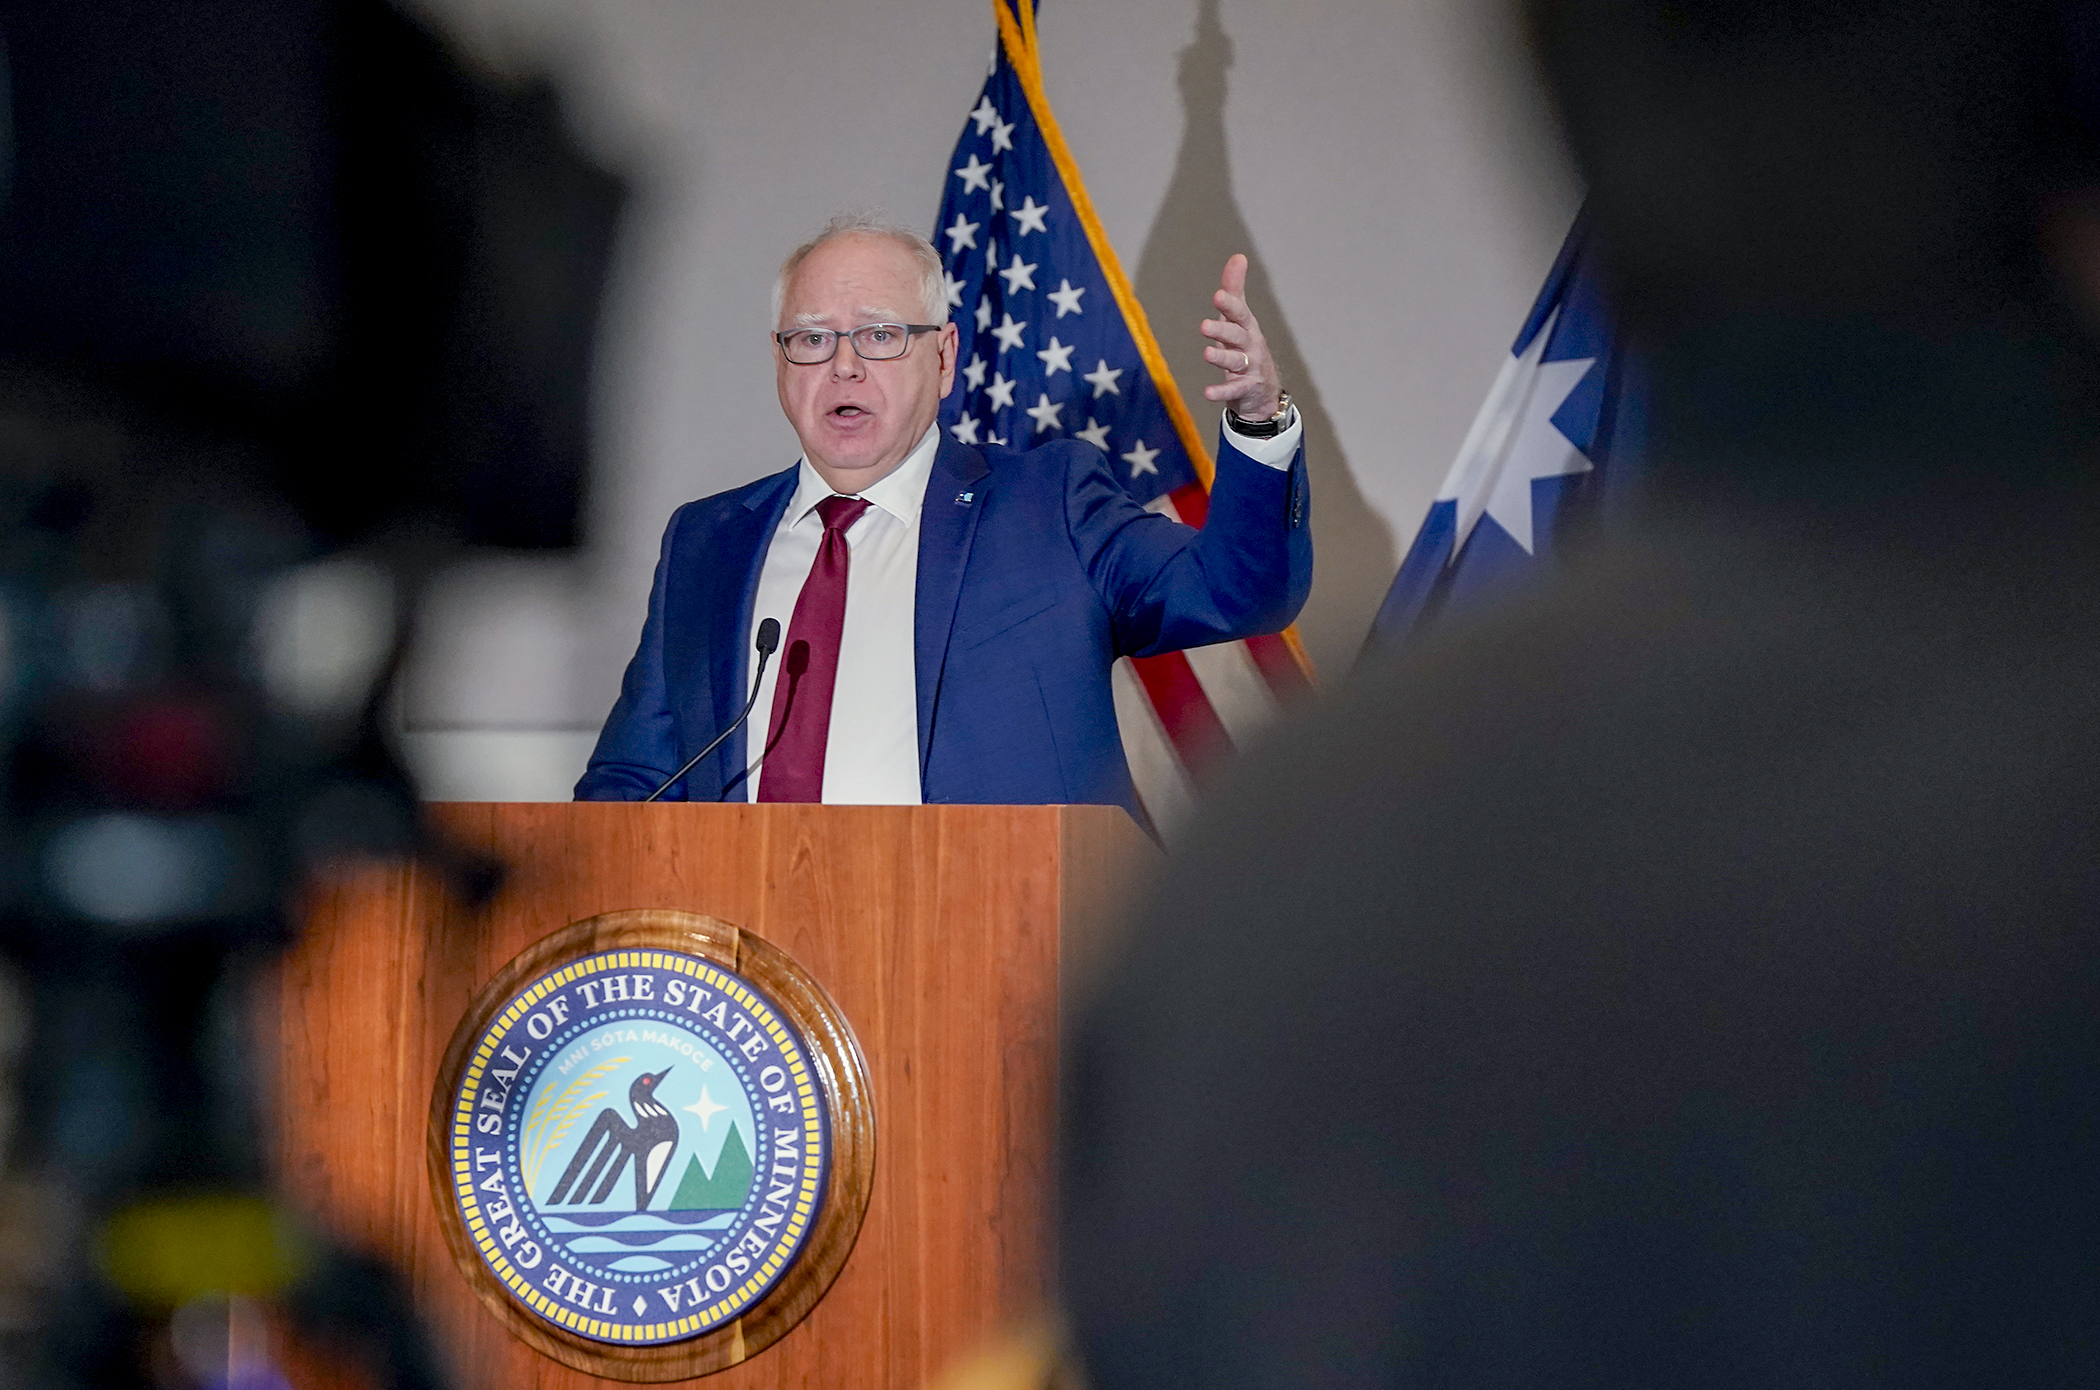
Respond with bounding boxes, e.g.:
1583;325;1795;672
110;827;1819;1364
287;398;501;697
265;802;1149;1389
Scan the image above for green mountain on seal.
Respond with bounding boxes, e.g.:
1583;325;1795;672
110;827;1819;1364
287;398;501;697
668;1124;753;1210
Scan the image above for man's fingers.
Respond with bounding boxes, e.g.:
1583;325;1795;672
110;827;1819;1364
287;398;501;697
1201;317;1250;348
1212;289;1252;327
1219;253;1249;302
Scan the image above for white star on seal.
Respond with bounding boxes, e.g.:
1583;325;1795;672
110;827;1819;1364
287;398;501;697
1026;393;1064;433
1122;439;1160;478
1047;279;1086;317
954;153;992;193
682;1087;728;1131
1084;359;1124;398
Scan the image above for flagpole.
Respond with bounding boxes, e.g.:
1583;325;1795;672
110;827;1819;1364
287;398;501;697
990;0;1317;682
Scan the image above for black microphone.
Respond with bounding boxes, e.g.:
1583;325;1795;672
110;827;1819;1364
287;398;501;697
642;618;780;803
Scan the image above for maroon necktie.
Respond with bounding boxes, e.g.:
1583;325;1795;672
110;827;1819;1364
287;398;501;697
757;494;871;802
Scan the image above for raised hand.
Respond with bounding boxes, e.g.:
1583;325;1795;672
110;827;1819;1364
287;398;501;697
1200;253;1283;421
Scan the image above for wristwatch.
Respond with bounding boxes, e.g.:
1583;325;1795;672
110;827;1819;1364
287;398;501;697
1225;390;1294;439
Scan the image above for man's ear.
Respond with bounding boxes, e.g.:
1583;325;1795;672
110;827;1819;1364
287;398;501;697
937;321;960;398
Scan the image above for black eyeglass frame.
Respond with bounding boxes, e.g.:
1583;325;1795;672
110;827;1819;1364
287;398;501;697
773;322;942;365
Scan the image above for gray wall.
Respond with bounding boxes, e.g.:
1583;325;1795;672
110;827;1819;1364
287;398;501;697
396;0;1578;799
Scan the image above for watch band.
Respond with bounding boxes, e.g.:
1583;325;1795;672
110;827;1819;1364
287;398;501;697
1225;390;1294;439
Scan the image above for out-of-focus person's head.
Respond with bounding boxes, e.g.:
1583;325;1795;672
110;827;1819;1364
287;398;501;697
771;215;958;493
1523;0;2100;499
1525;0;2100;331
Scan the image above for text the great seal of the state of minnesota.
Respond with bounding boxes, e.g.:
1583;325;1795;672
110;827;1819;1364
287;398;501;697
443;948;829;1348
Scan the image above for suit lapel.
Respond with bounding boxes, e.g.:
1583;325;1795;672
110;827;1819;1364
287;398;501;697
914;439;992;777
691;466;796;800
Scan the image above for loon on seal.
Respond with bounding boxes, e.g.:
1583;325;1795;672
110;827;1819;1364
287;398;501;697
546;1066;681;1211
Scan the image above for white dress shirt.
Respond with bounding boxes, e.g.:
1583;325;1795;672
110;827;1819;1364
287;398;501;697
742;415;1302;804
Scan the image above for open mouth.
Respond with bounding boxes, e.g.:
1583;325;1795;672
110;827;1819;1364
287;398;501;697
830;404;871;420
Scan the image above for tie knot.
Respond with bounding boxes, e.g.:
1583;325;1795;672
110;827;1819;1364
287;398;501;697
816;495;871;534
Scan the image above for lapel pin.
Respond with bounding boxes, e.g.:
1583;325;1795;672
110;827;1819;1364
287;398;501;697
955;491;974;506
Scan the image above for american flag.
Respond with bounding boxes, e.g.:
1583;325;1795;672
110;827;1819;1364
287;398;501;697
934;0;1313;830
1366;215;1643;653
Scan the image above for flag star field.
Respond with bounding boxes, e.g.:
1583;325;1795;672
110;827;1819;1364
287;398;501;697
935;45;1201;505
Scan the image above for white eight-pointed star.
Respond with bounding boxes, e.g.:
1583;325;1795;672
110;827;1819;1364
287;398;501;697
998;252;1038;295
1036;336;1075;376
1121;439;1161;478
986;372;1018;409
1047;279;1086;318
1438;307;1596;557
1025;393;1064;433
991;312;1029;354
954;153;992;193
1084;359;1124;398
682;1088;728;1131
1076;417;1112;450
1009;196;1050;236
943;213;980;254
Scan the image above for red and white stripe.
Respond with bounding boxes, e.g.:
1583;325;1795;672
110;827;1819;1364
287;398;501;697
1113;482;1313;834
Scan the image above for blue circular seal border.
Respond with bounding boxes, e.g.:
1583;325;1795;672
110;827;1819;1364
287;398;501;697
448;948;827;1346
430;911;874;1381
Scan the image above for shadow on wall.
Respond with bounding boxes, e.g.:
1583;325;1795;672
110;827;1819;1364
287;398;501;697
1134;0;1396;675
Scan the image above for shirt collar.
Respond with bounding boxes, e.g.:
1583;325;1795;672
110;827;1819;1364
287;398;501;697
786;424;940;531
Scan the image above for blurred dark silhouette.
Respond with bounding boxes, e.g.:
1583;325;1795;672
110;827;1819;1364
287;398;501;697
1064;1;2100;1386
0;1;623;1386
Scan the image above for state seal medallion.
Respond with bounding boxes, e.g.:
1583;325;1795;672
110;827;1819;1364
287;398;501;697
428;910;873;1381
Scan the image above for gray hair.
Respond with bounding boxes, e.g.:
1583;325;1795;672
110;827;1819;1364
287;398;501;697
772;212;948;326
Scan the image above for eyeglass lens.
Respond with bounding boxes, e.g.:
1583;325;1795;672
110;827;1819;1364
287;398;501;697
779;324;916;364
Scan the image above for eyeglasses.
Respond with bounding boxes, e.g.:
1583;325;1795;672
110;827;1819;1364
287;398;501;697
775;322;940;365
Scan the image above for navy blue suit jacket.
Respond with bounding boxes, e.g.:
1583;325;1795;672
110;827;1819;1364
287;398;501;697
574;432;1311;816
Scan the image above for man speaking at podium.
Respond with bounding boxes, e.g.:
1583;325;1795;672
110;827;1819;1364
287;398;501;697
575;216;1310;815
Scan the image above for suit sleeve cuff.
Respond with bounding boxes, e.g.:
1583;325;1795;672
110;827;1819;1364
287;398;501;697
1220;408;1304;470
